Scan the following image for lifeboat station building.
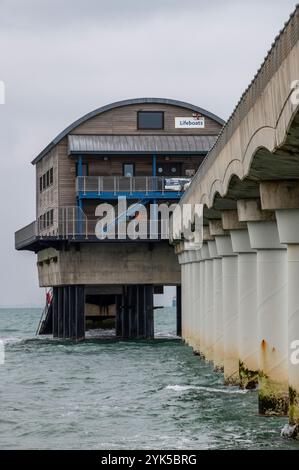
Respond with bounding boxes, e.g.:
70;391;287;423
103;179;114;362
15;98;224;339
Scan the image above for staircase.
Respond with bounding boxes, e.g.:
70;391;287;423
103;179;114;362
36;291;53;335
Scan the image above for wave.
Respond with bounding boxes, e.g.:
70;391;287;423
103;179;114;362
165;384;248;394
0;336;24;346
86;328;116;336
155;332;179;339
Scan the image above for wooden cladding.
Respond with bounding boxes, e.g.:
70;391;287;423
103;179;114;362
72;103;222;136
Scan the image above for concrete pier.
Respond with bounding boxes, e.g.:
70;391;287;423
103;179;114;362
203;244;214;361
208;240;223;371
169;7;299;438
238;200;288;414
230;228;258;389
261;182;299;431
211;225;239;386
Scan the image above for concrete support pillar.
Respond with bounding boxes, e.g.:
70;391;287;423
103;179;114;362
199;253;206;357
189;252;201;353
179;260;187;340
276;219;299;431
276;209;299;432
190;260;197;350
177;236;211;357
176;285;182;337
208;240;223;371
259;182;299;431
210;220;239;385
230;228;258;389
221;250;239;385
247;221;288;414
184;257;192;345
200;243;211;360
193;252;202;354
238;198;289;414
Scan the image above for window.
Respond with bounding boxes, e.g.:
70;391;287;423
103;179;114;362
39;167;54;192
39;209;54;230
137;111;164;130
123;163;135;177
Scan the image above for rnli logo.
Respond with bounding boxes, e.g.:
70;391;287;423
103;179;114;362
175;116;205;128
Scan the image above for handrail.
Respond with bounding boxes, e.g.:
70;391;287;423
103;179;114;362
76;176;190;193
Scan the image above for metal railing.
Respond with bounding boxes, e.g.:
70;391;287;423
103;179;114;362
76;176;191;195
15;206;170;248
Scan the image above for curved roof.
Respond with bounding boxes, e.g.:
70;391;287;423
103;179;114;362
32;97;225;164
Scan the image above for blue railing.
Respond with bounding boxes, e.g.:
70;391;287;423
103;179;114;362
76;176;191;199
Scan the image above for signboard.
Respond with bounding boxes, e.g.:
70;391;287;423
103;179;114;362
175;116;205;129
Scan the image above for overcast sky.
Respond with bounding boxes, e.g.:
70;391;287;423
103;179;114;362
0;0;297;306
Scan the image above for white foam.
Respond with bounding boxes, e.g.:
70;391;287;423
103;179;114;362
86;328;116;338
0;336;23;345
165;384;248;394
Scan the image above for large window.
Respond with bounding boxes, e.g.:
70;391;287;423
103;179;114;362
137;111;164;130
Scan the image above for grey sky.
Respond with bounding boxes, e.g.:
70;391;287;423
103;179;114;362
0;0;297;306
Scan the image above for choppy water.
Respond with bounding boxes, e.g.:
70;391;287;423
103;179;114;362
0;307;298;450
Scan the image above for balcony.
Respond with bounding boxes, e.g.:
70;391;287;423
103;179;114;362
76;176;191;199
15;206;170;251
15;221;38;250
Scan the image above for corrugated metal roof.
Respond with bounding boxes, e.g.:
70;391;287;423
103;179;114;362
68;134;217;154
32;98;224;164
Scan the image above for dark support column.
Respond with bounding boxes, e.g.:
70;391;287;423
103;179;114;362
52;286;58;338
63;286;70;338
145;284;154;338
176;285;182;337
69;285;76;339
51;285;85;340
122;286;130;339
137;285;145;338
115;294;122;337
130;286;138;338
57;287;64;338
118;285;154;339
76;285;85;340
